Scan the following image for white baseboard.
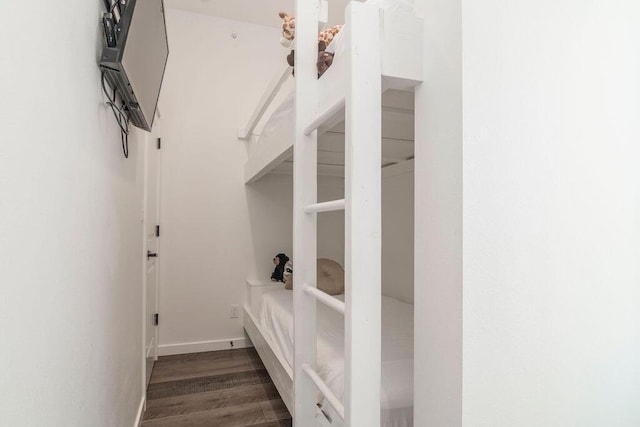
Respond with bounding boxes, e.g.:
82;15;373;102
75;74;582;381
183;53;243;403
134;394;145;427
158;337;251;356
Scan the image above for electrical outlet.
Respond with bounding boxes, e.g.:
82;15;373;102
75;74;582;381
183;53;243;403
230;304;240;319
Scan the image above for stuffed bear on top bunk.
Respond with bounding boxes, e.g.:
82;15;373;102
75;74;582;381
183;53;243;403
278;12;343;78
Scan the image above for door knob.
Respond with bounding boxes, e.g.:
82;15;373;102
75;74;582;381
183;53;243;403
147;251;158;259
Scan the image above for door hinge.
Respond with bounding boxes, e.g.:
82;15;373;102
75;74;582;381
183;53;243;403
156;225;160;237
156;138;161;149
154;313;159;326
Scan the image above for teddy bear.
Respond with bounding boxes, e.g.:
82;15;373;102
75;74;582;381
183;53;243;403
279;11;342;78
316;41;335;76
271;253;290;282
286;40;334;78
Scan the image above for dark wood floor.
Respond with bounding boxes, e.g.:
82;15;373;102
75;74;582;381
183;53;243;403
142;347;292;427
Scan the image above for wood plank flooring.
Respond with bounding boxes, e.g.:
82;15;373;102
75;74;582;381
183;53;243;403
142;348;292;427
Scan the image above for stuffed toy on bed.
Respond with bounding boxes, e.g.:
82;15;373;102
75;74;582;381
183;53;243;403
279;11;342;78
271;253;290;282
283;260;293;289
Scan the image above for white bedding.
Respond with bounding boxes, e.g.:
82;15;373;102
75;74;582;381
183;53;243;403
258;287;414;427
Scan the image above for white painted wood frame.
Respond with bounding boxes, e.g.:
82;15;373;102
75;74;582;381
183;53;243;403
241;2;423;426
241;10;422;184
292;0;320;426
243;306;294;414
344;3;382;426
292;1;384;426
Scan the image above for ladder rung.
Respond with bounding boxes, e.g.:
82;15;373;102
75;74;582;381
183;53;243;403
303;199;345;214
303;98;345;136
303;284;345;315
302;364;345;420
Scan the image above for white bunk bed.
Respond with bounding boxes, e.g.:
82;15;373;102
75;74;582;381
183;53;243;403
247;89;415;181
244;281;414;427
240;1;421;184
240;1;422;426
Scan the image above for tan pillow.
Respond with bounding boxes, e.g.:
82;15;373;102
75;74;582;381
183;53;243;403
284;258;345;295
316;258;344;295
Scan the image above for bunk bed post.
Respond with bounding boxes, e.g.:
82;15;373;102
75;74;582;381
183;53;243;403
292;0;319;425
344;2;382;427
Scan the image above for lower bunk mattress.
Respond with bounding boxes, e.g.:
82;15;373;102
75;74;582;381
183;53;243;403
257;286;414;427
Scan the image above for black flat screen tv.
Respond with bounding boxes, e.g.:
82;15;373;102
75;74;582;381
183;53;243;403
100;0;169;132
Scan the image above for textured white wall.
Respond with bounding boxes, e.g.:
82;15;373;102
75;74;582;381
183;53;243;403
0;1;145;425
462;1;640;425
157;9;345;354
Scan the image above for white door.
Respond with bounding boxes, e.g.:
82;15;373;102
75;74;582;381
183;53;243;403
144;117;161;387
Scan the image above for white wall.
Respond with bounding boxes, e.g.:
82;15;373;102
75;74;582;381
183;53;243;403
0;1;145;426
461;1;640;425
165;0;353;28
382;161;414;303
157;9;345;355
414;1;640;424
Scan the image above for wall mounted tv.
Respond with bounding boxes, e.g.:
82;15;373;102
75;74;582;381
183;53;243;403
100;0;169;132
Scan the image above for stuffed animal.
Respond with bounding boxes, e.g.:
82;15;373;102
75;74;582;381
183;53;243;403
316;41;335;77
279;11;342;78
286;40;334;78
279;12;296;48
283;260;293;289
271;253;290;282
279;12;343;48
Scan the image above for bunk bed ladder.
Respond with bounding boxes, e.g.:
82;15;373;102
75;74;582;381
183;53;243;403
344;4;382;426
293;1;381;426
292;0;321;424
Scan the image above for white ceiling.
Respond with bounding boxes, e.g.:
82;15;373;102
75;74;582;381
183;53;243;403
164;0;351;28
